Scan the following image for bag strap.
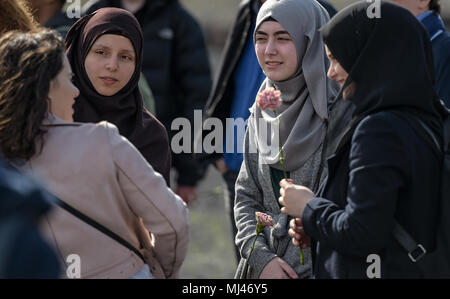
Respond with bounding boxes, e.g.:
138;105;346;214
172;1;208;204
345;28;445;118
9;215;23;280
5;162;146;264
50;196;146;264
392;222;427;263
384;110;438;263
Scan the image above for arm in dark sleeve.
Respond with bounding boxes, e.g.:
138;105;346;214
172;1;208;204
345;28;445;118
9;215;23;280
171;4;212;186
172;4;212;119
302;114;410;257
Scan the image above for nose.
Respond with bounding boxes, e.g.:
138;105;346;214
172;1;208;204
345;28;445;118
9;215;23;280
106;56;118;71
327;63;336;80
265;38;277;56
72;83;80;98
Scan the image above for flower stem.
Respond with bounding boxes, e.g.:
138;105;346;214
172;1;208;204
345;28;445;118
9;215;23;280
275;111;288;179
240;230;261;279
299;247;304;265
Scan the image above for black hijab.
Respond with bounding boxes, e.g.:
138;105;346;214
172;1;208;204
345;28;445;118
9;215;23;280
320;1;443;142
65;8;171;185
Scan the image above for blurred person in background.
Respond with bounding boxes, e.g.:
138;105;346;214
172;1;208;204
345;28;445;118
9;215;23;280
0;160;60;279
84;0;212;205
27;0;75;37
390;0;450;106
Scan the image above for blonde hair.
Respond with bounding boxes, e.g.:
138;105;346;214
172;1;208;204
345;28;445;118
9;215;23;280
0;0;39;35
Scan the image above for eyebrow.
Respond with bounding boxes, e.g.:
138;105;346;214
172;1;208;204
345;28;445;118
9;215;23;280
255;30;290;36
92;44;134;54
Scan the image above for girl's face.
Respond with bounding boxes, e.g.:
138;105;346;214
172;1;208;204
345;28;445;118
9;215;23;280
325;45;349;87
255;21;298;81
84;34;136;96
48;55;80;122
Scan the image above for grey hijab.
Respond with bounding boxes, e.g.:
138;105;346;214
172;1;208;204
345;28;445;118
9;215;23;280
250;0;337;171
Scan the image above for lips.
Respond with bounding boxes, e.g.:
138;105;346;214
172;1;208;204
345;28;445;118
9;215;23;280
265;61;282;69
100;76;118;84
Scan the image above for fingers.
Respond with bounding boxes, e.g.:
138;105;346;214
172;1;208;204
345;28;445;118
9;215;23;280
279;196;286;208
279;259;299;279
292;237;301;247
279;178;293;190
289;218;302;232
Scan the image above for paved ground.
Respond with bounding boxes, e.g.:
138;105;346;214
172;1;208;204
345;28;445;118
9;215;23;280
177;166;238;279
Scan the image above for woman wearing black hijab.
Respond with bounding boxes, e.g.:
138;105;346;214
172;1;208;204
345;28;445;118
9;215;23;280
65;8;171;185
278;1;445;278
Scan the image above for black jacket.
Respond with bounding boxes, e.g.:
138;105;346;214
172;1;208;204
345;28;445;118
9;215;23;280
303;111;441;278
86;0;212;186
45;11;76;38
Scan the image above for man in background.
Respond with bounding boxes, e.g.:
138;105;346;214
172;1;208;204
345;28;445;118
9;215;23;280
391;0;450;106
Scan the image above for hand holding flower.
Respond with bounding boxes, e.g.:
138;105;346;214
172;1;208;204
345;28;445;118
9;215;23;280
278;179;314;218
289;218;311;249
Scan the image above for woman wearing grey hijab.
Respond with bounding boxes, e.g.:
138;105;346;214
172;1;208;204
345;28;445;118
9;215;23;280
234;0;341;279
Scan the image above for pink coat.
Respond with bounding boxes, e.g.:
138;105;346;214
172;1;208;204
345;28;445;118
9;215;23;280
20;115;189;278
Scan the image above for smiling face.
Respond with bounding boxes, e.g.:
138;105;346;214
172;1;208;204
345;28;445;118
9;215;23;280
48;55;80;122
255;20;298;82
84;34;136;96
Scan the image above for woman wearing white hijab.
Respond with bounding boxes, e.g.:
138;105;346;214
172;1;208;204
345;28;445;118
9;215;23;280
234;0;342;279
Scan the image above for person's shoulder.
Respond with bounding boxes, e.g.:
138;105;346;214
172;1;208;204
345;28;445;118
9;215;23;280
169;1;200;23
432;30;450;54
56;120;119;144
355;110;407;135
85;120;120;139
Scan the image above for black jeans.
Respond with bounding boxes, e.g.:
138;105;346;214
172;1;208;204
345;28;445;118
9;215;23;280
222;170;240;262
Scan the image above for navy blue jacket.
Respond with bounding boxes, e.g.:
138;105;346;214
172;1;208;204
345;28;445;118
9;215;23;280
303;111;441;278
0;161;60;278
432;30;450;107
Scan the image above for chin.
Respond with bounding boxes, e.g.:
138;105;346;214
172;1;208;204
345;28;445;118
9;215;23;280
97;88;117;97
